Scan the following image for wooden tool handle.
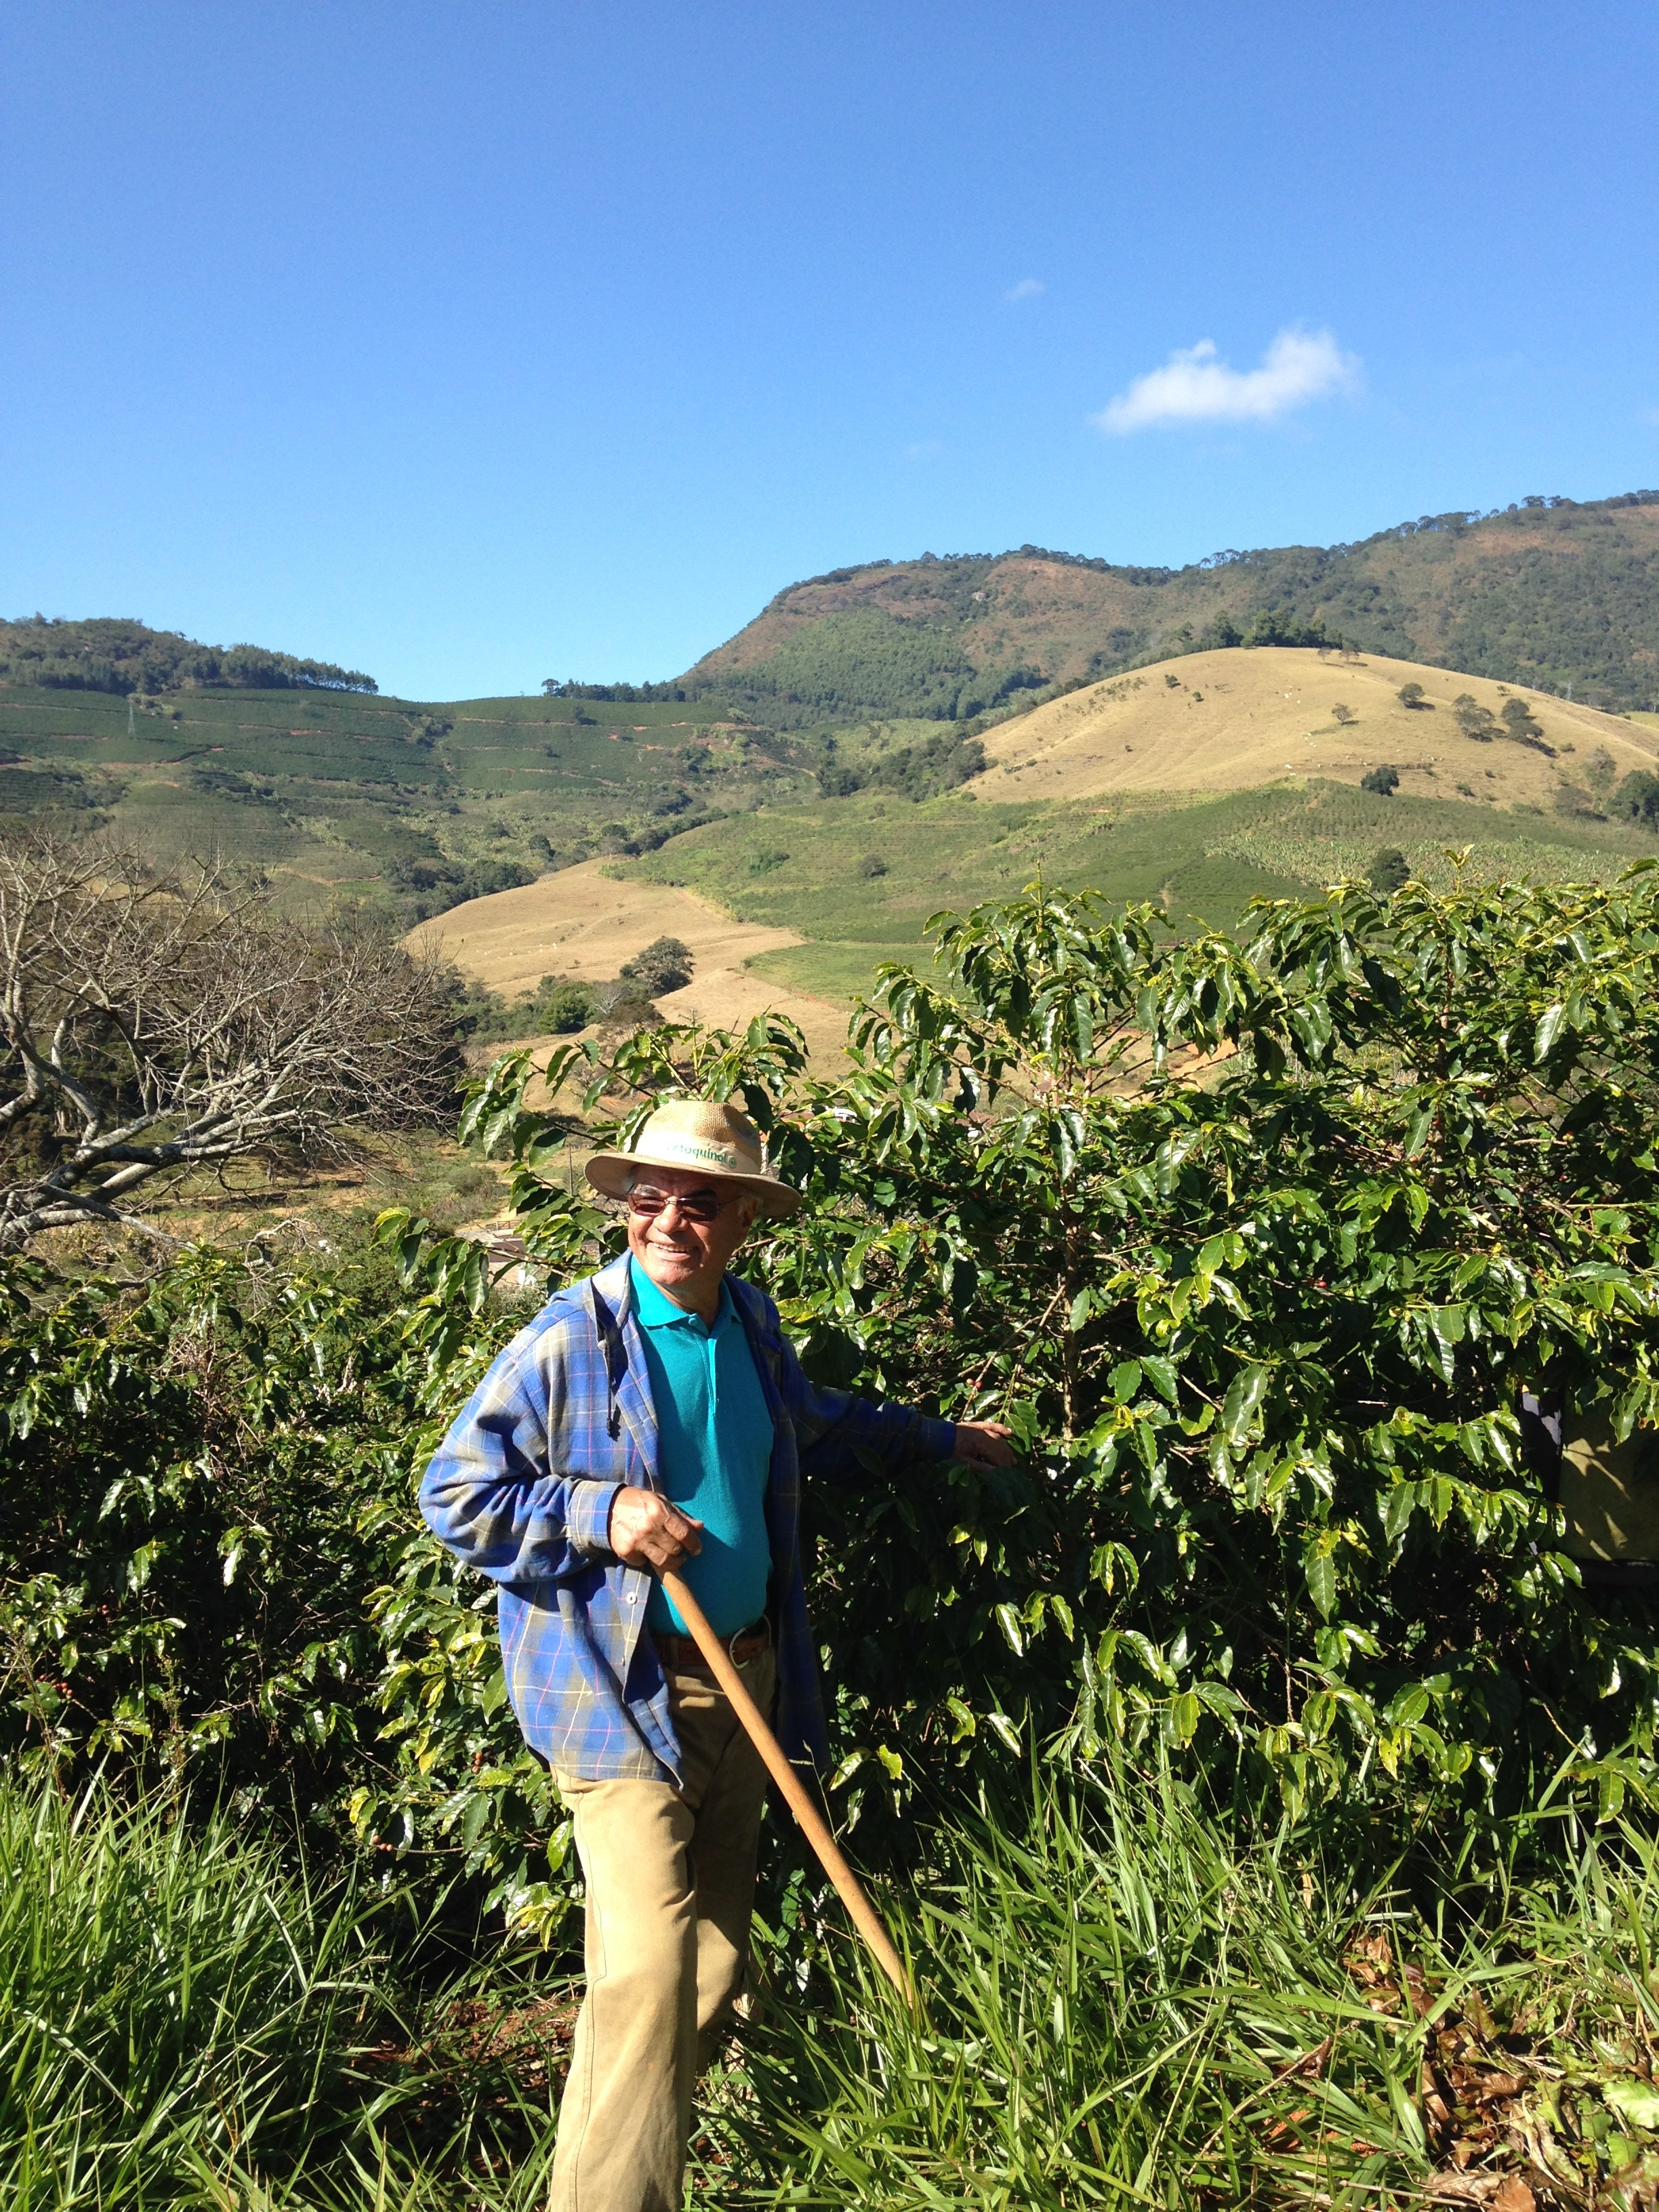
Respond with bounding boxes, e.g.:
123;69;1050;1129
659;1568;913;2003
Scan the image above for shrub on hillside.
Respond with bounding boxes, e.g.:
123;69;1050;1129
1367;844;1410;892
544;981;596;1032
598;990;661;1031
1453;692;1498;740
392;854;537;922
864;729;985;800
1616;769;1659;825
1554;783;1606;821
1500;695;1557;756
1240;607;1340;651
619;935;694;996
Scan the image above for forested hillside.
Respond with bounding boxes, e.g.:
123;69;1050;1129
0;614;378;695
685;489;1659;721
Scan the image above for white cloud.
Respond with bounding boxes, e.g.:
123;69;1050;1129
1004;277;1044;304
1092;327;1359;434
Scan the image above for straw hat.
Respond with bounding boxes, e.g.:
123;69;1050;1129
584;1097;802;1220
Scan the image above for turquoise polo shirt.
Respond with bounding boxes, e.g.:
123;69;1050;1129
632;1261;775;1639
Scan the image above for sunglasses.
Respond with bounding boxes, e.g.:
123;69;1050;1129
626;1187;734;1224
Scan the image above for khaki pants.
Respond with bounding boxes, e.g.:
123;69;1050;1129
548;1646;775;2212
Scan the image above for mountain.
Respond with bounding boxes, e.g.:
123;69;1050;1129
10;487;1659;933
682;490;1659;723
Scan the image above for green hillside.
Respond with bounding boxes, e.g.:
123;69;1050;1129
9;487;1658;928
684;489;1659;725
0;638;823;919
623;777;1659;1002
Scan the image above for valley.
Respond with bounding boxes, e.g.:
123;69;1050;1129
7;491;1659;1032
614;644;1659;1008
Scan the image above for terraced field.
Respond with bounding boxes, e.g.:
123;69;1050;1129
18;641;1659;1041
0;682;810;917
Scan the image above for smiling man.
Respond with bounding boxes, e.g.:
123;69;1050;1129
419;1097;1013;2212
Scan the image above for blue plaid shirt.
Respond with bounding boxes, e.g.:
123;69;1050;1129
419;1252;957;1784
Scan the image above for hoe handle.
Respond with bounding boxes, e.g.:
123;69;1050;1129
658;1568;913;2003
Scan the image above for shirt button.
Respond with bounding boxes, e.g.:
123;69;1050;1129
626;1589;637;1603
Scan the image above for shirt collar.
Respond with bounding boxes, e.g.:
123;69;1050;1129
630;1258;732;1336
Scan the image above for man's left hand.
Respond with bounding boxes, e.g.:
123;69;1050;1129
952;1420;1018;1468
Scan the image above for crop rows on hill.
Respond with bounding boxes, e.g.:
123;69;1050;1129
8;491;1659;940
0;678;819;920
627;777;1659;1002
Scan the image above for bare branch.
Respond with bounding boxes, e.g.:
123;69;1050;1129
0;830;459;1252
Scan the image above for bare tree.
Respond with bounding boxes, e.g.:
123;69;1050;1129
0;833;458;1252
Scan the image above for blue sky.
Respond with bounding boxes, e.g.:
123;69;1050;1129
5;1;1656;700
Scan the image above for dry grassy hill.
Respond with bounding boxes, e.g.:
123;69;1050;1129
409;856;849;1063
415;649;1659;1052
972;647;1659;808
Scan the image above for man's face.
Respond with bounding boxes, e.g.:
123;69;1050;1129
625;1164;756;1311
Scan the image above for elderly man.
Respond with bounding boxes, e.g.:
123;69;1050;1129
420;1097;1013;2212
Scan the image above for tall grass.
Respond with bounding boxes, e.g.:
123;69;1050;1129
0;1779;392;2207
7;1763;1659;2208
697;1763;1414;2208
0;1774;582;2211
695;1760;1659;2209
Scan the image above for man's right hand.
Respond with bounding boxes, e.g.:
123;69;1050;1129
608;1488;704;1574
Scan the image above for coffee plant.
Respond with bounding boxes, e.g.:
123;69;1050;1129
6;863;1659;1932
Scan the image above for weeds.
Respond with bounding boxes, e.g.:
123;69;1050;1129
8;1764;1659;2207
0;1780;390;2205
698;1763;1659;2209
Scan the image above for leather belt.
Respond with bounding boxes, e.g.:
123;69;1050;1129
653;1619;771;1671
